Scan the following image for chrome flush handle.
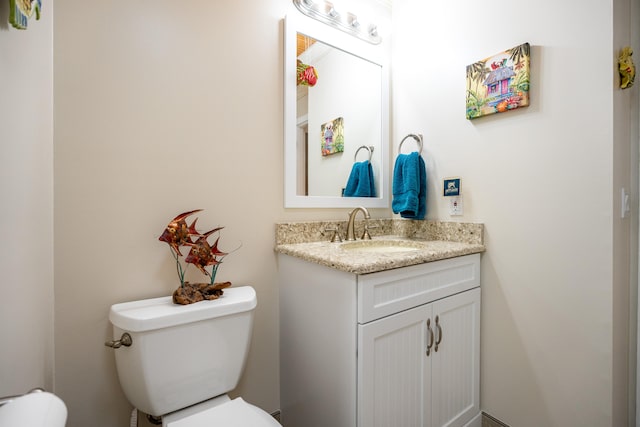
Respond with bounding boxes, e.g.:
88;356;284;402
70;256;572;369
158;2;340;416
105;332;132;349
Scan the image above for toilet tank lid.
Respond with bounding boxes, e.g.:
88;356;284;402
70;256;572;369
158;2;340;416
109;286;257;332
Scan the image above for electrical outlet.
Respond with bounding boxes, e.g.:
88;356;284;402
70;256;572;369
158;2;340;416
449;195;463;216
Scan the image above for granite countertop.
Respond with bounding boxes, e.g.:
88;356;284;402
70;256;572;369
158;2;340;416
275;219;485;274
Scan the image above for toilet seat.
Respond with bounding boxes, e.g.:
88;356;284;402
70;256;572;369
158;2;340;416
0;392;67;427
164;397;280;427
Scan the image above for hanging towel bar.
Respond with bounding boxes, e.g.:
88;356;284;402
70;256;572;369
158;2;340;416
354;145;374;162
398;133;423;154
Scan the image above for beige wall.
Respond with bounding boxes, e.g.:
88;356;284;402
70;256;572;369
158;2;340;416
2;0;638;426
392;0;638;426
0;4;54;396
52;1;390;426
613;2;639;425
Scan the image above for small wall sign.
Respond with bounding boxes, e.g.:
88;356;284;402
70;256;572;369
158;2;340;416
443;178;461;197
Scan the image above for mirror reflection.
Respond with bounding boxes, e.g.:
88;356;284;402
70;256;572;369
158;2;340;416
284;13;389;209
295;34;382;198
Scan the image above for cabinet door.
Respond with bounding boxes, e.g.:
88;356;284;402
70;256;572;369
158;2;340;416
431;288;481;427
358;304;432;427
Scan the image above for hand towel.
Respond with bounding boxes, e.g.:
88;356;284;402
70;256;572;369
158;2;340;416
344;160;376;197
392;152;426;219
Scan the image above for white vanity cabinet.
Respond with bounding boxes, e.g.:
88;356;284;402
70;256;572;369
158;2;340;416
358;287;480;427
278;253;481;427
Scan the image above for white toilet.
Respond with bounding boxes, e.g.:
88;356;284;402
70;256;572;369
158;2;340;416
0;389;67;427
108;286;280;427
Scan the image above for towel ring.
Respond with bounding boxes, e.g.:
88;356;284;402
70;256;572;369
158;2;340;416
398;133;423;154
354;145;374;162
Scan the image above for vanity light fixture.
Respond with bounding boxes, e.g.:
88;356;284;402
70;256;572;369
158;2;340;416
292;0;382;44
348;13;360;29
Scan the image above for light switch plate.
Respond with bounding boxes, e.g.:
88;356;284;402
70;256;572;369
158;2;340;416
622;187;630;218
449;195;463;216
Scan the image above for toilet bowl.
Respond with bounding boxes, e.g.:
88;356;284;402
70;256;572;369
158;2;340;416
107;286;280;426
162;395;279;427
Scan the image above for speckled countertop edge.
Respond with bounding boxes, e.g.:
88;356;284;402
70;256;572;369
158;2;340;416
274;219;485;274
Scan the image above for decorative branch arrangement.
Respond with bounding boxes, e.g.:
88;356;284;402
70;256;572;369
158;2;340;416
159;209;234;305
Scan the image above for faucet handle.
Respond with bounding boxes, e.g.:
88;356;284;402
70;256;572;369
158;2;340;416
361;223;379;240
321;226;343;243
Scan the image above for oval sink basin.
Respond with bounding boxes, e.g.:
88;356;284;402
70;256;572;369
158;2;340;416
340;240;423;254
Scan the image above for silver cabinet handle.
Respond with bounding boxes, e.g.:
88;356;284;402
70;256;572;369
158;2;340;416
435;315;442;352
105;332;132;349
426;318;434;356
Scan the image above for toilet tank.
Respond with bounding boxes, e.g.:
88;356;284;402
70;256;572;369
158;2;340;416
108;286;257;417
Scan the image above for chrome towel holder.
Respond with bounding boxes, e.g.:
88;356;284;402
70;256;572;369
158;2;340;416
354;145;374;162
398;133;423;154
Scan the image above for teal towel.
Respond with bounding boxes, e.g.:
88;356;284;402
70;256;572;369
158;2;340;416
344;160;376;197
392;152;426;219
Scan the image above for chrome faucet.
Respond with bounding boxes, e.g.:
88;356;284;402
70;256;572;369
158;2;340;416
345;206;370;241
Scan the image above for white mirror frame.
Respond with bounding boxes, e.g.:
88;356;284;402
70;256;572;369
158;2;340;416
284;14;390;208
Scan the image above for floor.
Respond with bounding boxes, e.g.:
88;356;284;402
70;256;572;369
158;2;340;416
141;408;505;425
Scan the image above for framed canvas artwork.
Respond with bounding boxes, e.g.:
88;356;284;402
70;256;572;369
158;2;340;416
466;43;530;120
321;117;344;156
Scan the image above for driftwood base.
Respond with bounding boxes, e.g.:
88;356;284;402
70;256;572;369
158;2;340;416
172;281;232;305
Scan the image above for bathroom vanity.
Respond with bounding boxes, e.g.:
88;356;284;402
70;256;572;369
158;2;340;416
276;220;484;427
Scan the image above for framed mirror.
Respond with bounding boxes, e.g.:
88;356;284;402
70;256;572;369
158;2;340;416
284;14;389;208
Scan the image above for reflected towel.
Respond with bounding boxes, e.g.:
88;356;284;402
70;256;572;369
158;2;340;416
344;160;376;197
392;152;426;219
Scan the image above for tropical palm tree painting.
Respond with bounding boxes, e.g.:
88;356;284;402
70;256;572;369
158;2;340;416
466;43;530;120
